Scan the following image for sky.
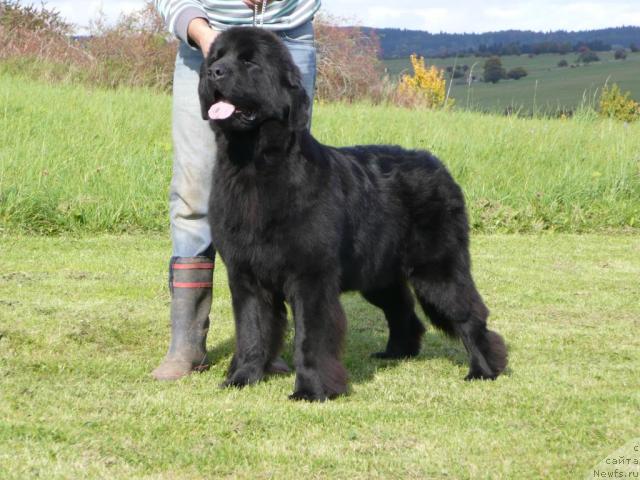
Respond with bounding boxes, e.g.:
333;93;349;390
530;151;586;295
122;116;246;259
42;1;640;34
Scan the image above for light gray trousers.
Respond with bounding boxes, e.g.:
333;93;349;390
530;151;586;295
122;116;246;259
169;22;317;258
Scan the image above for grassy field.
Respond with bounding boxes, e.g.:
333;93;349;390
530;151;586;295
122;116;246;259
0;69;639;477
1;234;639;478
384;51;640;113
1;73;639;235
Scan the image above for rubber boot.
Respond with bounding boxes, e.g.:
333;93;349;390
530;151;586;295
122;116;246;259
152;256;214;381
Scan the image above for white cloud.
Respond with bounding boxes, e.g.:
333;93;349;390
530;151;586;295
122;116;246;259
39;0;640;33
364;7;449;31
44;0;145;32
323;0;640;32
483;7;527;21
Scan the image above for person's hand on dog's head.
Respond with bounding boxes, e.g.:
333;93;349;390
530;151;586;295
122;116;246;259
189;2;269;57
187;18;220;58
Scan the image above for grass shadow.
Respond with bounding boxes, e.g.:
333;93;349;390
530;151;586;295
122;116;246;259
343;319;469;385
205;336;236;367
284;293;471;385
205;293;483;386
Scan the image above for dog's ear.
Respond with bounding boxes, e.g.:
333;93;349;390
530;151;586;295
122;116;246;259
198;60;213;121
285;70;311;130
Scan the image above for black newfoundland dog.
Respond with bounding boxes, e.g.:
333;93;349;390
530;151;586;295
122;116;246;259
198;28;507;401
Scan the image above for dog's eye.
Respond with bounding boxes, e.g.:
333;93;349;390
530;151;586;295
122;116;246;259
238;53;257;68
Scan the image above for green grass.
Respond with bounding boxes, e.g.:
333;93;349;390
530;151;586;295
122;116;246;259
1;73;639;235
1;234;638;478
1;62;638;478
384;51;640;113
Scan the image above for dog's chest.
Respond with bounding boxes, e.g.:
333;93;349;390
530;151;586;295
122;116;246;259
209;171;300;270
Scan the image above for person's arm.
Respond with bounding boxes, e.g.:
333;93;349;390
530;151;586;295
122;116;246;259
187;18;219;57
153;0;217;53
184;1;270;56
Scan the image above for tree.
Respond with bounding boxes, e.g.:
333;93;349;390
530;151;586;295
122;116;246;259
557;59;569;67
507;67;528;80
483;56;506;83
614;48;627;60
446;65;465;79
578;50;600;63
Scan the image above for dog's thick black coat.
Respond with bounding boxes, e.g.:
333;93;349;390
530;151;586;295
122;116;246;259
199;28;507;401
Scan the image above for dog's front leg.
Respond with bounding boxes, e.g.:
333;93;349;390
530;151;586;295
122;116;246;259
222;269;287;389
286;276;348;401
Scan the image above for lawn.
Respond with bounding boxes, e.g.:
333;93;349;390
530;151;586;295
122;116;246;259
384;51;640;113
0;71;639;478
1;234;638;478
1;74;638;235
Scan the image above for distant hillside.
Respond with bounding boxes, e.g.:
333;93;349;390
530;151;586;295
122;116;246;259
363;26;640;58
383;50;640;115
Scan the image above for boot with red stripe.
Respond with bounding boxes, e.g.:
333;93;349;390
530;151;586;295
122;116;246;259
152;256;214;381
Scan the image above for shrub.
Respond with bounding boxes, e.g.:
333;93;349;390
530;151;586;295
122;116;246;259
445;65;466;79
577;50;600;64
314;15;387;103
630;43;639;53
614;48;627;60
83;4;177;91
557;59;569;67
483;56;506;83
0;0;89;65
0;0;67;34
396;54;452;109
445;66;458;79
507;67;528;80
599;83;640;122
0;0;176;91
0;3;427;106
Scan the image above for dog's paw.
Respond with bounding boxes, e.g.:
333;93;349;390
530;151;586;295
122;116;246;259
220;369;263;389
288;389;327;402
371;350;399;359
464;368;498;381
371;349;418;360
289;381;347;401
371;325;424;360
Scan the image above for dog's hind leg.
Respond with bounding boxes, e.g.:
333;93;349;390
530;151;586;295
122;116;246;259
409;259;507;380
285;276;348;401
222;270;287;388
362;283;425;359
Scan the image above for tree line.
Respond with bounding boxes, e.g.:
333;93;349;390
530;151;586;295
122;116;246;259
366;26;640;59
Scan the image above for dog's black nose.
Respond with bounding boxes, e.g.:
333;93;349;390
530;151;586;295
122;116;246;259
209;62;228;80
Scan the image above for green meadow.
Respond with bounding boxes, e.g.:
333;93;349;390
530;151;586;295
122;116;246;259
385;51;640;113
1;73;638;235
1;234;638;478
1;72;639;478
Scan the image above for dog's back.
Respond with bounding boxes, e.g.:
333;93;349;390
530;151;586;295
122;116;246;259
297;141;469;291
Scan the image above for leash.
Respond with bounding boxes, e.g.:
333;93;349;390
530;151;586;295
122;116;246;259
253;0;267;27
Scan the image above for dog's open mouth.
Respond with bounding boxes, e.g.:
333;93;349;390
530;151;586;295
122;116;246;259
208;100;257;122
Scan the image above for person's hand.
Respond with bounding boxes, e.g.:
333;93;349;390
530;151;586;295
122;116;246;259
187;18;220;58
243;0;265;9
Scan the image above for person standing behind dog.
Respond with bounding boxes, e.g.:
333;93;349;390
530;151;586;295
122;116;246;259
151;0;320;380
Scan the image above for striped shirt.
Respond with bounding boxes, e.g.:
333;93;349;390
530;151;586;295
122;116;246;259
154;0;320;45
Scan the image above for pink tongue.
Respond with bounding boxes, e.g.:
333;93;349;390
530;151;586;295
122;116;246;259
208;101;236;120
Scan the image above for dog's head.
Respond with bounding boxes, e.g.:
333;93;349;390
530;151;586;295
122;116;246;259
199;27;310;132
